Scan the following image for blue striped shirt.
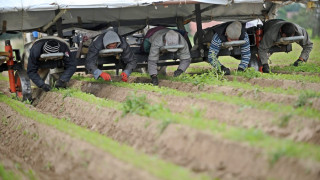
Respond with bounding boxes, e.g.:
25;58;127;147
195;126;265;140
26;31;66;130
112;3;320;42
208;32;251;70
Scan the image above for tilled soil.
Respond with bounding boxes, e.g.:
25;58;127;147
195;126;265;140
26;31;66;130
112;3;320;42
0;101;160;180
224;76;320;92
31;91;320;180
129;76;320;111
69;80;320;145
1;69;320;180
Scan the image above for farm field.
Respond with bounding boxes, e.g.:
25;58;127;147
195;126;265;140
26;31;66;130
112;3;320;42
0;39;320;180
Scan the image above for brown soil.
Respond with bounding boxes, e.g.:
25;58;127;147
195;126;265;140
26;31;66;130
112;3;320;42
68;80;320;146
0;100;159;180
32;90;320;180
1;71;320;180
224;76;320;92
128;76;320;111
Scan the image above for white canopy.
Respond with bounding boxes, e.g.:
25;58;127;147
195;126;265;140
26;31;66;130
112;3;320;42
0;0;293;33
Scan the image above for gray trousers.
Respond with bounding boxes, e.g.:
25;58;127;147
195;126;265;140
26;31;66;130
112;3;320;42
148;58;191;76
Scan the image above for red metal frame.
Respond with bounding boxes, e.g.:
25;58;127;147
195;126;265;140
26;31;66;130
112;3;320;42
5;40;17;93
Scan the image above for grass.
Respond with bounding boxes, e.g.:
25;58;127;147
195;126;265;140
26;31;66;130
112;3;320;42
231;67;320;83
272;63;320;73
0;93;211;180
0;74;9;81
270;38;320;66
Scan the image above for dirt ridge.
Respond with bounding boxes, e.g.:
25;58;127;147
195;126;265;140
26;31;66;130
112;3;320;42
32;91;320;180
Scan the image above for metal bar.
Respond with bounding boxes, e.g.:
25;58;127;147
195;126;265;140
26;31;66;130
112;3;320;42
42;9;68;32
195;4;204;57
154;1;199;5
2;20;7;33
55;10;64;37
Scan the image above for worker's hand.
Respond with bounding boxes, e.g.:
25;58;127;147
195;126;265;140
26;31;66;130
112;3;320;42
121;72;128;82
55;79;67;89
40;84;51;92
293;59;304;67
100;72;112;81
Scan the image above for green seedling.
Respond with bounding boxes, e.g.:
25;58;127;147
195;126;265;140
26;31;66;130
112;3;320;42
0;163;20;180
278;114;293;128
295;91;320;108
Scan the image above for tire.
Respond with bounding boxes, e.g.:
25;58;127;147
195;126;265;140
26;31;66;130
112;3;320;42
14;69;32;101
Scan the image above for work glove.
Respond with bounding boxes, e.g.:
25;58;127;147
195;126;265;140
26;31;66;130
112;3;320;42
151;75;159;86
121;72;128;82
100;72;112;81
55;79;67;89
262;64;270;73
293;59;304;67
40;84;51;92
173;69;183;77
237;67;245;72
220;65;230;75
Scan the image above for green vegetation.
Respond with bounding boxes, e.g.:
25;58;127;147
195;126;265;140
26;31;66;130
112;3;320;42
294;91;320;108
233;68;320;83
129;70;319;96
46;89;320;164
272;63;320;73
0;94;211;180
0;74;9;81
73;76;320;120
0;163;20;180
54;88;121;109
270;39;320;66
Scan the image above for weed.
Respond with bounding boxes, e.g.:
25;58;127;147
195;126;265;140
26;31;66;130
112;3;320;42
44;162;52;171
23;99;32;105
158;118;173;134
294;91;320;108
23;129;29;136
269;148;286;167
0;163;20;180
25;169;37;180
31;133;39;141
278;114;293;128
121;92;150;116
190;106;205;119
234;67;261;79
121;92;168;117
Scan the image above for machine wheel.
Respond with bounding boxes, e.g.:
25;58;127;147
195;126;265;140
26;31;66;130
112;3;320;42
14;69;32;101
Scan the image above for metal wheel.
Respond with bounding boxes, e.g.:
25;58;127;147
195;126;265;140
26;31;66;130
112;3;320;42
14;69;32;101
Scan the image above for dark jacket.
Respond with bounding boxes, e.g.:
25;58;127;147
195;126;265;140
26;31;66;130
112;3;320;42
85;30;137;79
27;38;76;88
258;19;313;64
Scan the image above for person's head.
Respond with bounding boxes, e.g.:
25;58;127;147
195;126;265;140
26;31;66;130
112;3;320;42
164;30;179;52
225;21;242;42
43;40;60;54
280;23;295;37
103;31;121;49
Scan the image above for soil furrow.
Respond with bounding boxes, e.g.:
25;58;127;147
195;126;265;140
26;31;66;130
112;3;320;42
129;76;320;111
0;102;159;180
224;76;320;91
32;90;320;180
69;80;320;145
